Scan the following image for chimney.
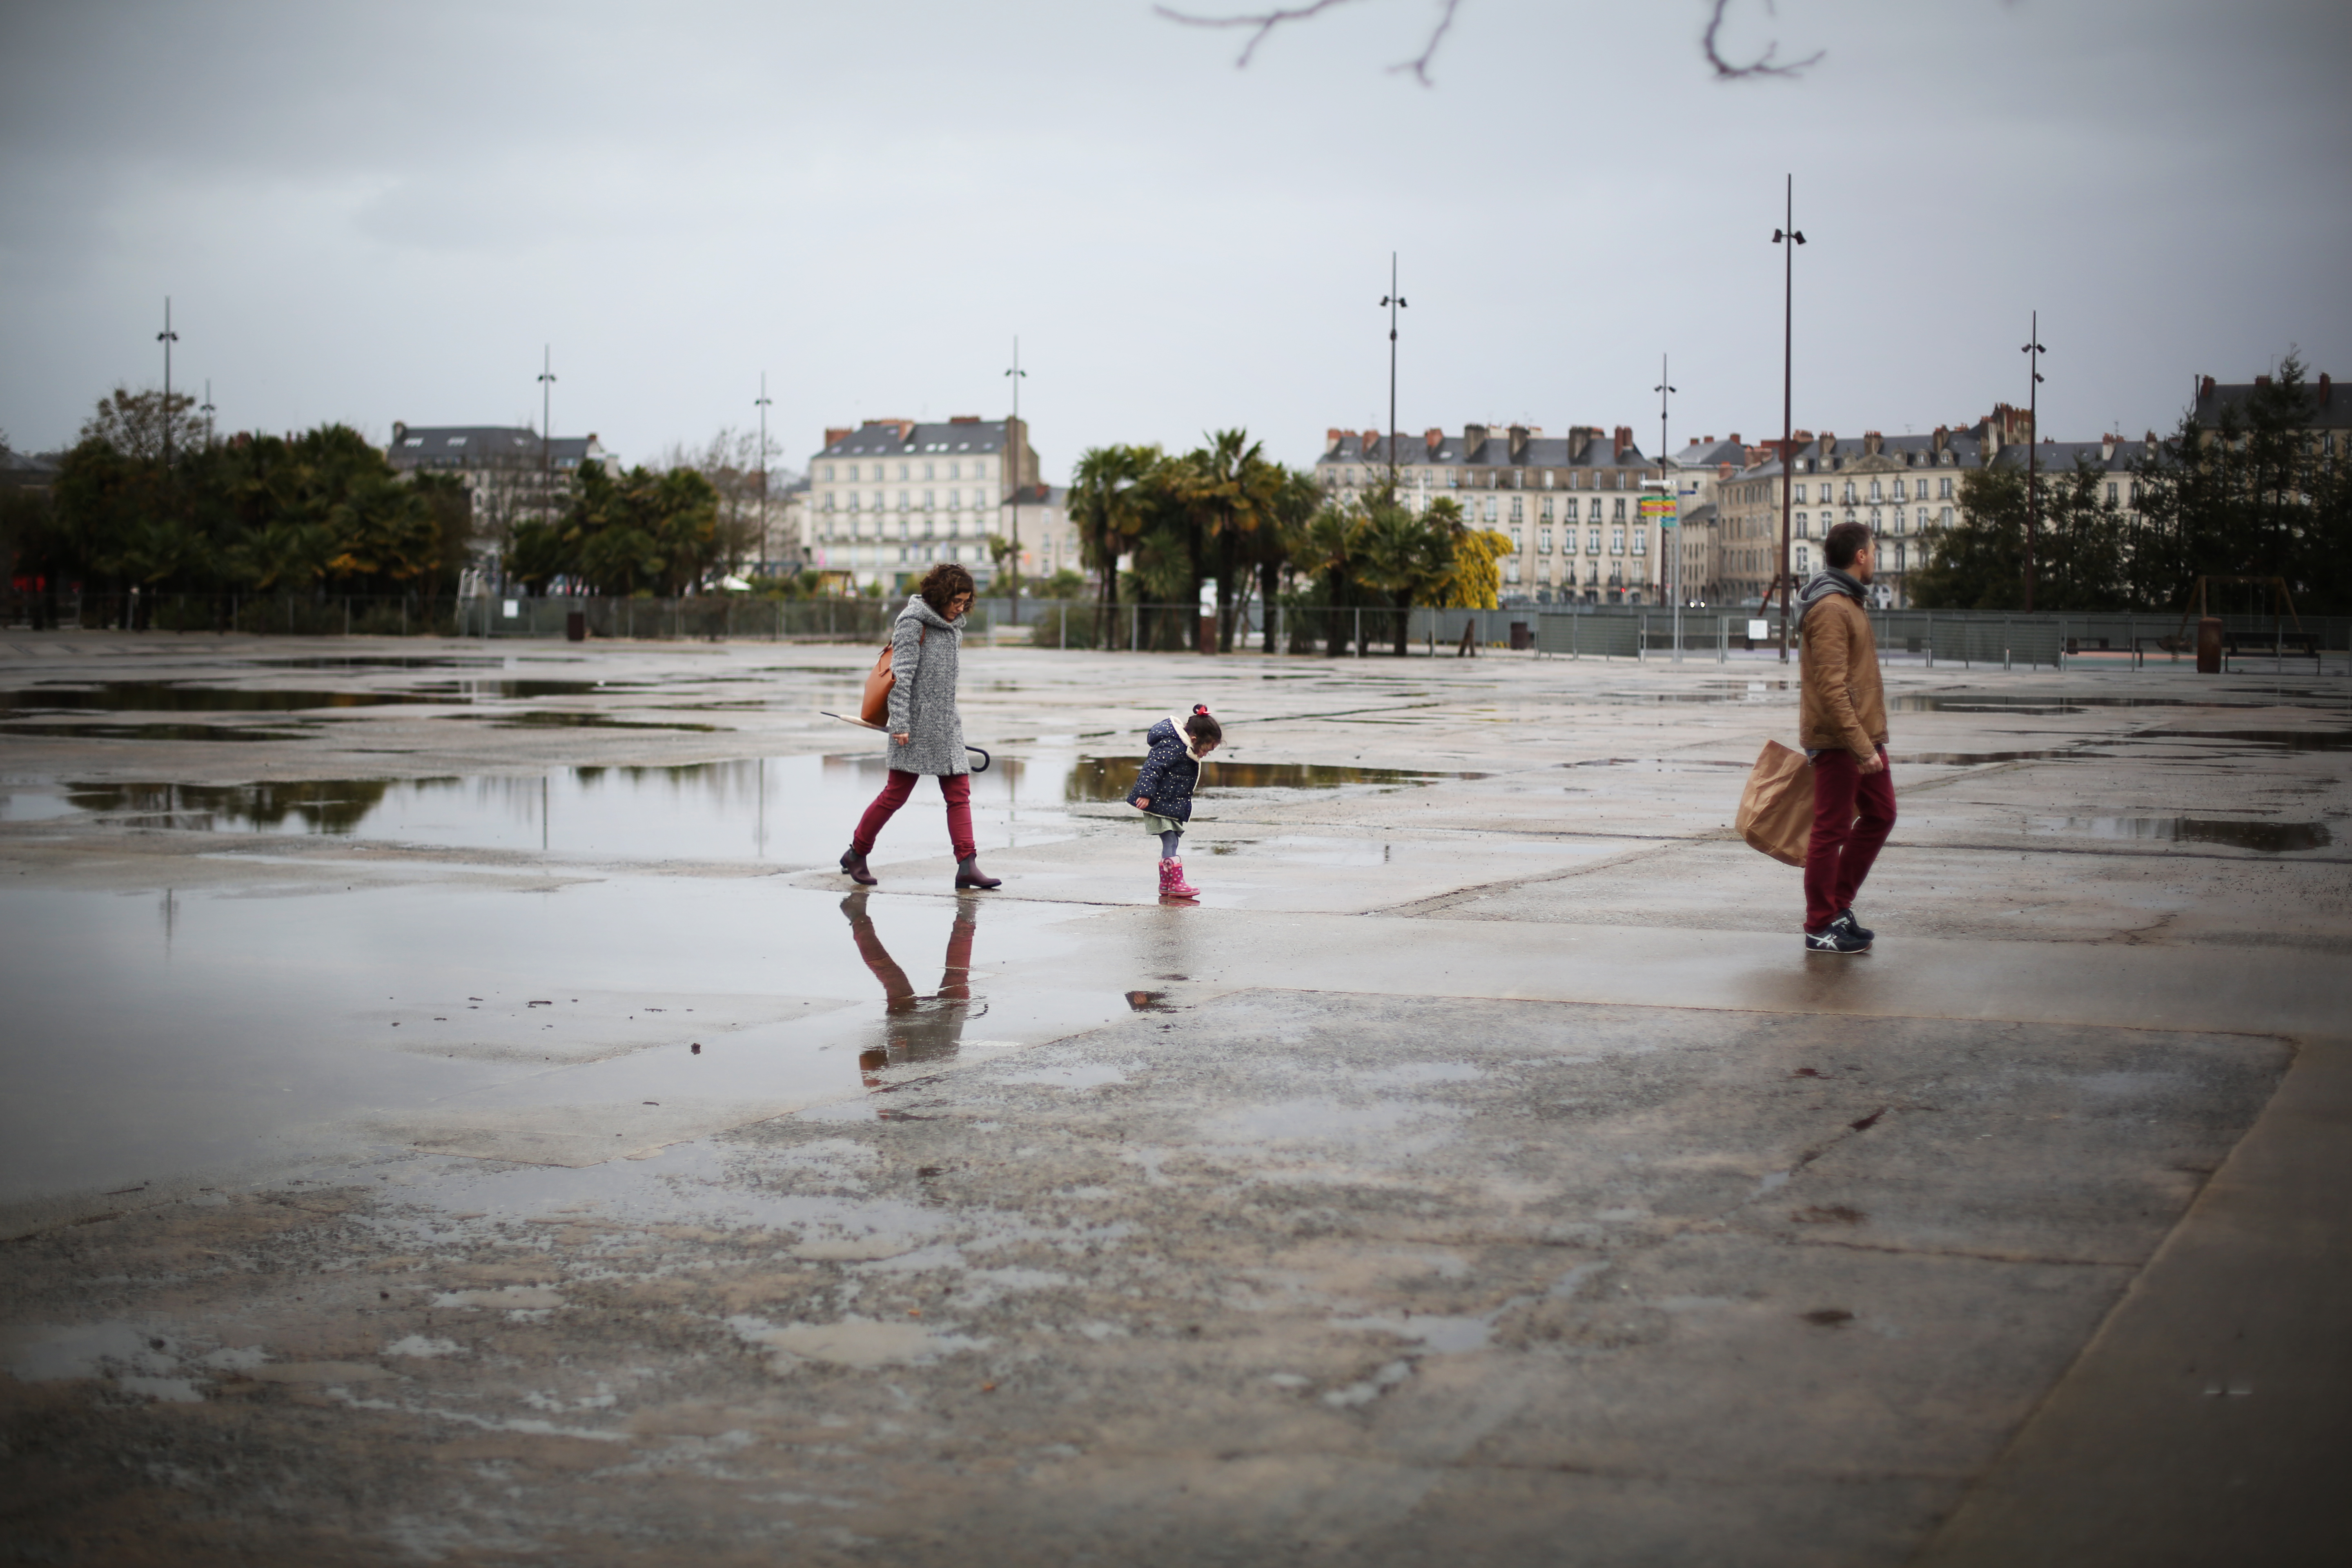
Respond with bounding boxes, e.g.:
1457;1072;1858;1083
1613;425;1632;459
1508;424;1529;461
2199;375;2216;402
824;426;851;446
2101;434;2117;461
1931;425;1949;454
1425;428;1443;456
2255;374;2272;388
1818;432;1837;459
949;415;980;423
2319;373;2332;407
1863;430;1883;456
1326;428;1344;453
392;421;406;441
1569;426;1595;462
1728;432;1740;444
1362;429;1381;458
1463;423;1488;456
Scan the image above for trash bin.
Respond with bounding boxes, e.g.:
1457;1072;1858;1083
2196;616;2222;673
1509;621;1532;651
566;609;586;643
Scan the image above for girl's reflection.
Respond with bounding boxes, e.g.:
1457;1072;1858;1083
840;890;980;1088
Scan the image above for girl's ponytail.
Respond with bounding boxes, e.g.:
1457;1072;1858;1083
1183;704;1222;744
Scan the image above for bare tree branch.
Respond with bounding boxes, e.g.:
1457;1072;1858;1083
1156;0;1818;85
1155;0;1461;84
1703;0;1823;80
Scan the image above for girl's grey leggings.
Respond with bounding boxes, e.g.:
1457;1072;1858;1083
1158;830;1183;858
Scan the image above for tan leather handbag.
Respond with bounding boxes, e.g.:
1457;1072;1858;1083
858;624;923;728
1737;739;1816;866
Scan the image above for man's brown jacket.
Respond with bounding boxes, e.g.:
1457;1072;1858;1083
1798;592;1888;762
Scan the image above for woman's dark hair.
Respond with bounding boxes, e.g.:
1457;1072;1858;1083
918;562;976;615
1183;704;1222;744
1824;521;1872;570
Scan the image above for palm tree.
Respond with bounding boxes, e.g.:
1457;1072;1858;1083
1068;444;1159;646
1177;429;1286;652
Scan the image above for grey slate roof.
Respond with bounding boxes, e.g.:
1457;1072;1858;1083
1320;428;1652;471
2193;376;2350;432
387;425;599;471
820;419;1009;458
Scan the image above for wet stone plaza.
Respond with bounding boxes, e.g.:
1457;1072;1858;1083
1;632;2345;1566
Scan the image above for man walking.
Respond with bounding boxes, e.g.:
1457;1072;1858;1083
1795;521;1893;954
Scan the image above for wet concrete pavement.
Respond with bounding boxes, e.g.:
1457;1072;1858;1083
1;632;2346;1565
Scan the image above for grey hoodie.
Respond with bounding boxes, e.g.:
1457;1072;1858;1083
1794;566;1866;619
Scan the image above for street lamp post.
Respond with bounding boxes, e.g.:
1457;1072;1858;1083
1771;177;1806;664
1004;337;1027;599
1381;254;1407;490
157;298;179;466
755;372;773;573
2022;312;2046;613
1654;354;1678;657
537;346;557;543
199;380;216;450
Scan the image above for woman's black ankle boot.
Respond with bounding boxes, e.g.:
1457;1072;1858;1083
841;847;878;886
954;856;1001;890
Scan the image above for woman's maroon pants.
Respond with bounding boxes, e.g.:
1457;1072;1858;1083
853;769;975;861
1803;746;1896;932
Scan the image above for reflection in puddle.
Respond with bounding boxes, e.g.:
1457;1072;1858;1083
1;684;423;713
843;890;979;1085
0;721;312;742
40;755;1062;864
437;710;722;732
1897;749;2105;765
2032;816;2334;852
1063;756;1466;800
404;679;628;700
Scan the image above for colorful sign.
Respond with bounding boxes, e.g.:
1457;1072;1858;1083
1639;493;1679;528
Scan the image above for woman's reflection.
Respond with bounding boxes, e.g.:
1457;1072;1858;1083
840;890;980;1087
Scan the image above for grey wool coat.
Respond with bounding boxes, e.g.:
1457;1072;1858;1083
884;597;969;775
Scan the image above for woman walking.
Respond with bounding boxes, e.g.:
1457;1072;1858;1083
840;563;1001;890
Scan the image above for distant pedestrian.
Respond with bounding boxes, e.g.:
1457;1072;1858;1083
840;563;1001;891
1795;521;1893;954
1125;705;1222;900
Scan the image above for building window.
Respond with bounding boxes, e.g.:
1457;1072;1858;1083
1563;499;1579;523
2105;482;2118;504
1510;497;1523;521
1842;482;1856;504
1505;559;1522;584
1916;507;1929;531
1795;544;1810;574
1792;482;1806;503
1538;528;1552;554
1588;528;1601;555
1795;512;1809;538
1483;498;1498;521
1938;477;1953;499
1940;506;1954;527
1612;498;1627;522
1611;527;1626;555
1632;530;1647;557
1541;497;1554;521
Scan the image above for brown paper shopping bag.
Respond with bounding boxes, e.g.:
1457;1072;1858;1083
1737;740;1815;866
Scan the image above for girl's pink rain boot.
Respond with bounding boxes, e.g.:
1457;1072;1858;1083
1158;857;1198;899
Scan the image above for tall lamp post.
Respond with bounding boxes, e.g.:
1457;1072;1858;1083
2021;312;2046;613
1654;354;1677;655
537;346;557;541
200;380;216;450
1004;337;1027;599
755;372;773;572
1381;254;1407;489
157;298;180;466
1771;178;1806;664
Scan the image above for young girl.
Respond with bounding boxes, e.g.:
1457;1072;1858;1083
1125;705;1222;899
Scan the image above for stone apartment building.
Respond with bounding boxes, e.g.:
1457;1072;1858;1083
385;423;612;550
804;416;1039;590
1316;423;1666;604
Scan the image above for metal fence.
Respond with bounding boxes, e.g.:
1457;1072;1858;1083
10;589;2348;671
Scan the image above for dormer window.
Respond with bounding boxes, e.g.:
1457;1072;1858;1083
403;437;423;447
446;436;467;447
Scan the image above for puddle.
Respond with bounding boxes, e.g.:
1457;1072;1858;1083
2031;816;2334;853
437;711;723;733
1063;757;1467;801
0;722;314;742
30;754;1069;864
2137;729;2352;751
0;684;427;713
1893;693;2339;713
258;656;514;669
1897;749;2106;765
402;679;629;700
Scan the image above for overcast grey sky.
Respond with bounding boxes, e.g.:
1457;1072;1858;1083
3;0;2346;475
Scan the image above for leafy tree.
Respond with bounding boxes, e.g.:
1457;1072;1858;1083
78;386;205;463
552;461;723;597
1910;461;2127;612
1068;443;1160;642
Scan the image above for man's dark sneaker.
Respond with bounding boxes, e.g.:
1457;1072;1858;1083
1804;924;1872;955
1833;908;1875;943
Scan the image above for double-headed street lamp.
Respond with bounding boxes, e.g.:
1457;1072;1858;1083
1772;177;1806;663
1381;254;1407;488
157;298;180;467
1004;338;1028;598
2022;313;2047;612
755;372;774;570
1654;354;1679;655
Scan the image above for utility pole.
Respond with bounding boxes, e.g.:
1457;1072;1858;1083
1004;337;1027;598
1381;254;1407;490
1655;354;1678;658
157;298;179;466
755;372;773;572
2022;311;2046;613
1772;178;1806;664
200;380;216;450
